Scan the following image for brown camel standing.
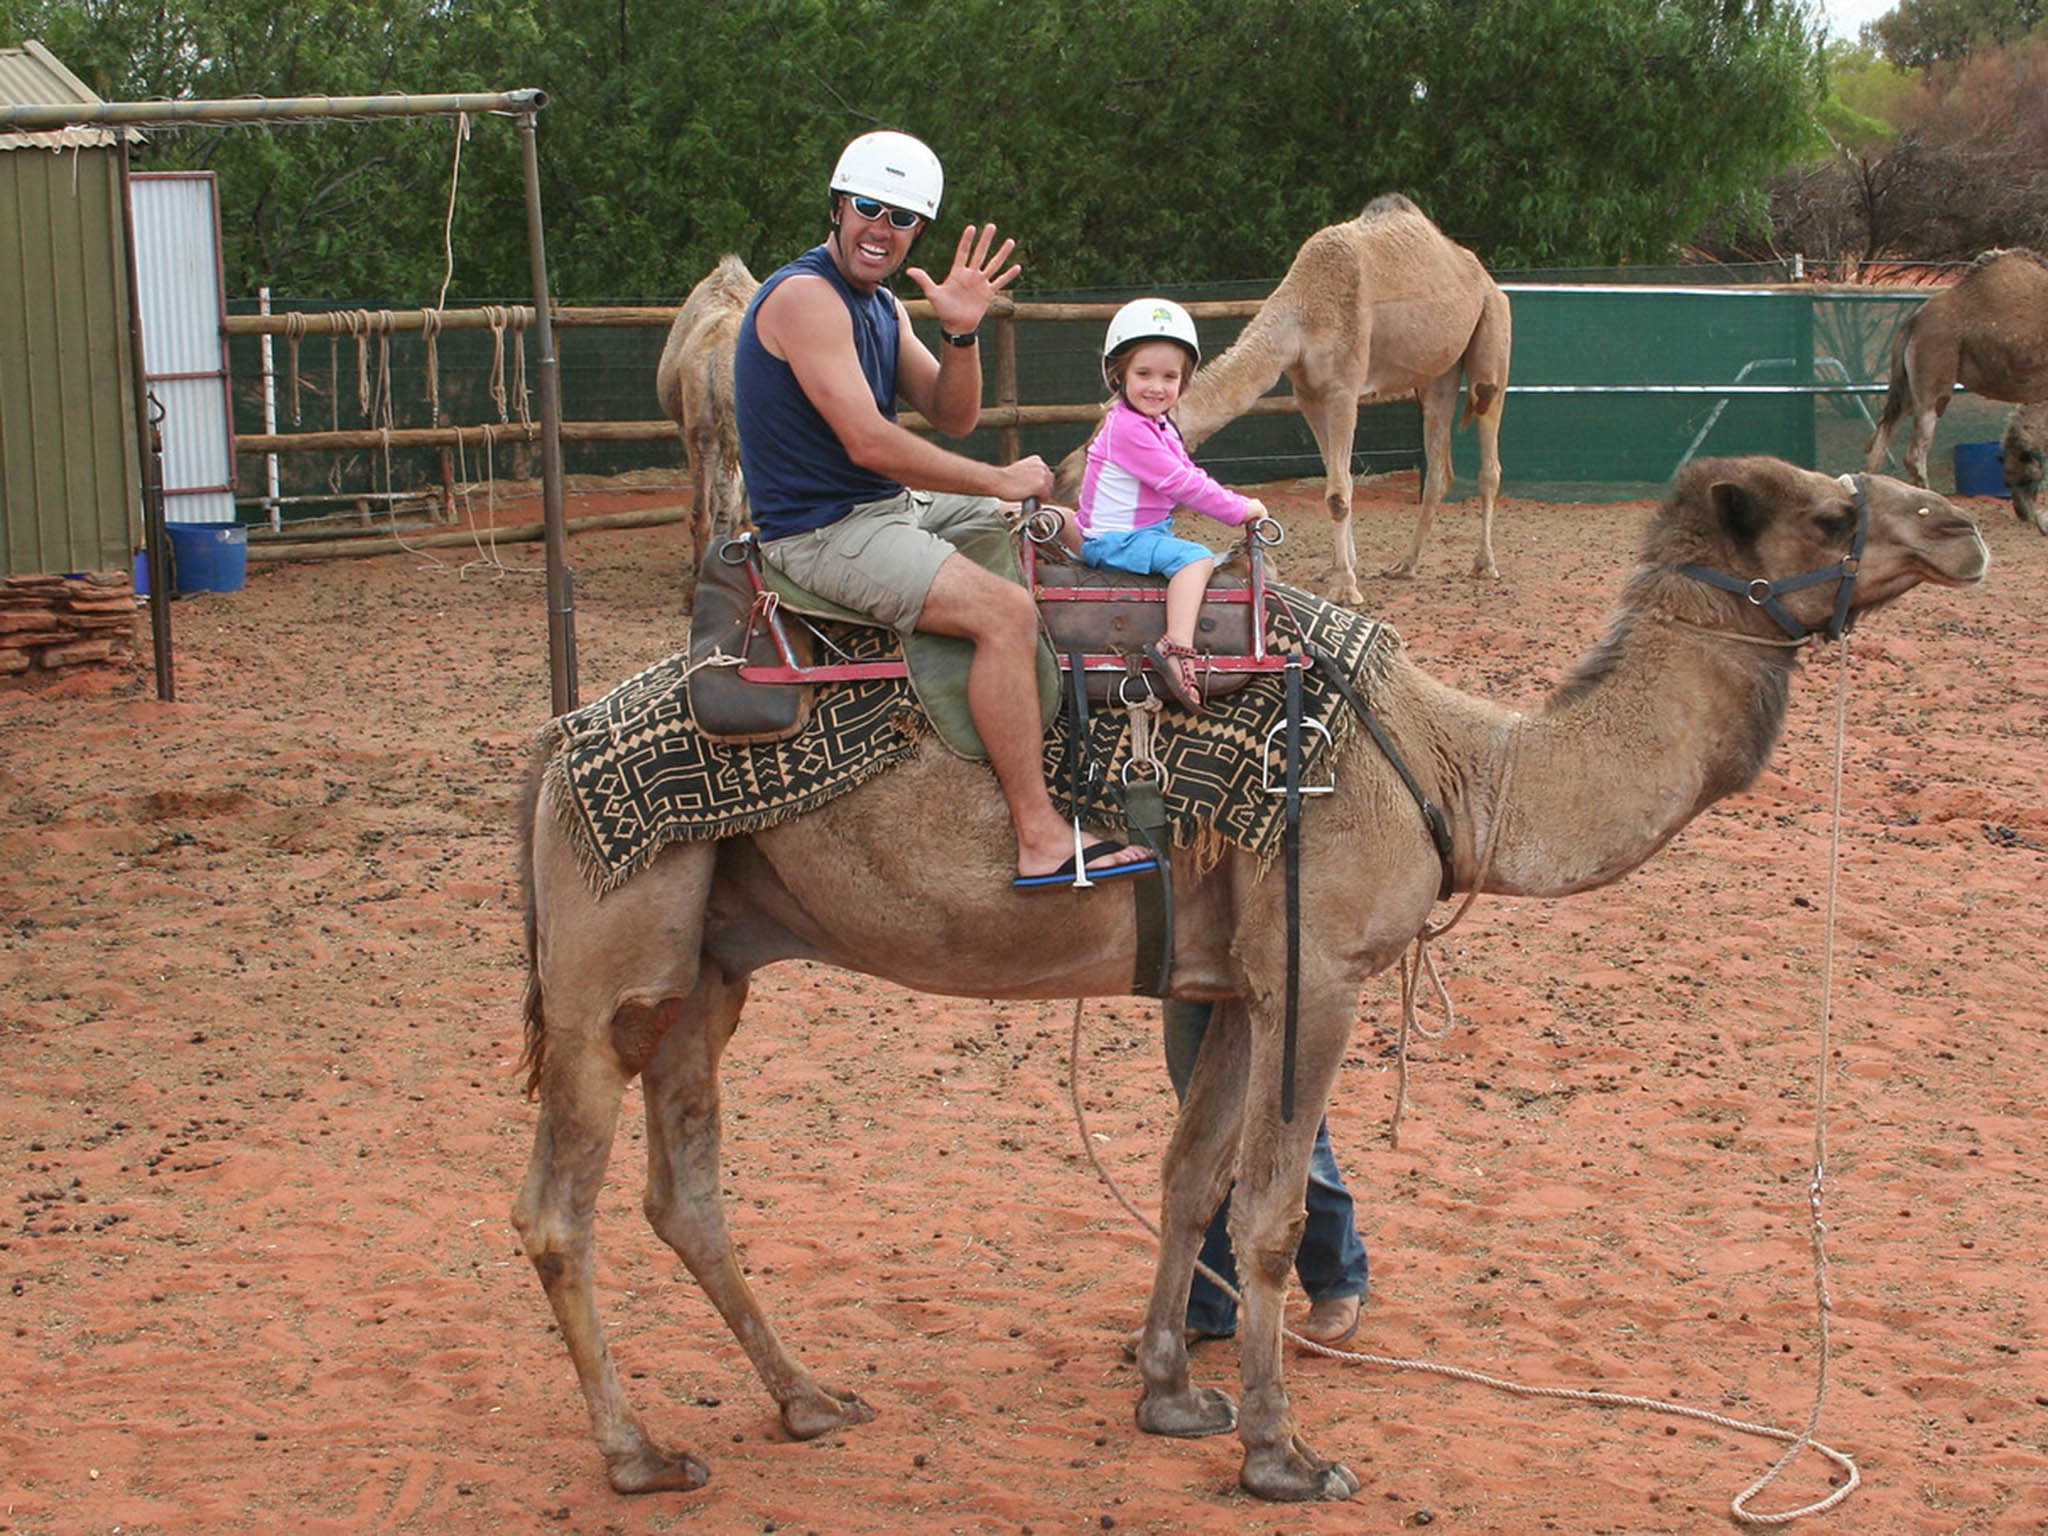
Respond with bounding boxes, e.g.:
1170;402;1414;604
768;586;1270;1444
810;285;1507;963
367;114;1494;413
1999;399;2048;534
1864;248;2048;490
655;254;758;567
1055;195;1511;601
511;459;1984;1504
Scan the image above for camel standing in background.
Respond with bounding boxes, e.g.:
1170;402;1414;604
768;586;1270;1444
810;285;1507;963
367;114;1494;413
1999;400;2048;533
656;254;758;567
511;459;1985;1504
1056;195;1511;602
1864;248;2048;489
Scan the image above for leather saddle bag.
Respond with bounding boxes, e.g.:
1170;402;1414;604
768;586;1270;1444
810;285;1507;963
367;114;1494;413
686;538;814;743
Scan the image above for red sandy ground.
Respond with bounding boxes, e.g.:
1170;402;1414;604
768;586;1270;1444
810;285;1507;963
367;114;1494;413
1;472;2044;1536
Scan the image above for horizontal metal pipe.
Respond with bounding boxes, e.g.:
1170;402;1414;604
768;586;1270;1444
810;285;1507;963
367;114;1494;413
0;90;545;132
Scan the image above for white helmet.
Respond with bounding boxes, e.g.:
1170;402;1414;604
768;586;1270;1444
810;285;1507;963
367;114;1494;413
830;130;944;221
1102;297;1200;387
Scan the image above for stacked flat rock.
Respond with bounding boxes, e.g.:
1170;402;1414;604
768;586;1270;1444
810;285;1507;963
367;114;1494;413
0;571;140;677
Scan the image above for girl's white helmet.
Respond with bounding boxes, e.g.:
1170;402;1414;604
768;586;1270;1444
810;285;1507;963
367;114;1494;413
830;130;944;221
1102;297;1200;388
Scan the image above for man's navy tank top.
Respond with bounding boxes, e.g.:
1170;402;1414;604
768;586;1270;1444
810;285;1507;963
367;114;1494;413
733;245;905;539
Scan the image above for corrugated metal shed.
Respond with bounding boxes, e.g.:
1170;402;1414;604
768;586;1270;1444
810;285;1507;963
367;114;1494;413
0;40;142;578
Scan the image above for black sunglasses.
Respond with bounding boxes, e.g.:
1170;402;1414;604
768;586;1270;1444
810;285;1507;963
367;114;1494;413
848;195;922;230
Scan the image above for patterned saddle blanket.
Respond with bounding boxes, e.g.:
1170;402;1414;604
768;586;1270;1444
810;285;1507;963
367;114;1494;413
538;582;1401;894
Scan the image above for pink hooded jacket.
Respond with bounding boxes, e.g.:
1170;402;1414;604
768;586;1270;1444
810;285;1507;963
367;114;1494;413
1075;398;1256;537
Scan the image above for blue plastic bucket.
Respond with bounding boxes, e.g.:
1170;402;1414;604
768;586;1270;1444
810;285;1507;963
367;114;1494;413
165;521;248;594
1953;441;2007;497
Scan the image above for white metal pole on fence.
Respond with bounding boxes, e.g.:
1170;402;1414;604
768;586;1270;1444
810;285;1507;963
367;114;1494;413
258;287;280;532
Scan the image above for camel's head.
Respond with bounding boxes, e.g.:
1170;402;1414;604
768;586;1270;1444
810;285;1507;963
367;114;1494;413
1652;457;1988;638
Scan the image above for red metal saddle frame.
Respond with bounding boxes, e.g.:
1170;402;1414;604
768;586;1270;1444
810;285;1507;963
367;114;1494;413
731;523;1297;689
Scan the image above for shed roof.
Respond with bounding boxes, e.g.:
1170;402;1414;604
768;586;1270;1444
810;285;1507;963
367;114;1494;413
0;40;130;151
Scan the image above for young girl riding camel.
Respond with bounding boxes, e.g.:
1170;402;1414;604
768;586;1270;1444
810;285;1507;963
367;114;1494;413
1063;297;1266;714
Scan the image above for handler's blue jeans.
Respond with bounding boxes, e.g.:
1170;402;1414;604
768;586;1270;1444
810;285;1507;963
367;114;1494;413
1163;999;1370;1337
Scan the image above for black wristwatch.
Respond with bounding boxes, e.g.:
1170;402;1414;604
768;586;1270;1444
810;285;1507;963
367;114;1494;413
939;327;980;348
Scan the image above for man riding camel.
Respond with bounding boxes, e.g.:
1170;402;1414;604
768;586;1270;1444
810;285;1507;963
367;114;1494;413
733;129;1155;890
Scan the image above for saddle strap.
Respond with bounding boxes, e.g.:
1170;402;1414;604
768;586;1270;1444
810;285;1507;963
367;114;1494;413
1281;658;1304;1124
1124;773;1174;998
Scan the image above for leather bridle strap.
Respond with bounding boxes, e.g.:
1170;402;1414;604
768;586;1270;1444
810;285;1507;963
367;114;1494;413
1677;475;1871;642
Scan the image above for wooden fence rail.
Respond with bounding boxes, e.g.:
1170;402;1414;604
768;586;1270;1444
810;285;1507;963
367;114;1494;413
225;296;1283;469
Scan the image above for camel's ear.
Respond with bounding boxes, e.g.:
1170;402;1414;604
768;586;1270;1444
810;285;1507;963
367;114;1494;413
1708;477;1772;546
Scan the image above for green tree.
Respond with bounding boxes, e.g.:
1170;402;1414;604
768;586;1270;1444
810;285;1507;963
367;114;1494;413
1867;0;2045;67
6;0;1832;295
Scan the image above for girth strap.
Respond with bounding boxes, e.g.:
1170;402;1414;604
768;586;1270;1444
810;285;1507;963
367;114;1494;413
1281;658;1305;1123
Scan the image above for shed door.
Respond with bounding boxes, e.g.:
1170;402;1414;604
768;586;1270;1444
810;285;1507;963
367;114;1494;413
130;172;236;524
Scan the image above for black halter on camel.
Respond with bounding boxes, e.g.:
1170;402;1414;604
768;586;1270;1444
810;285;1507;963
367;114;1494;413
1676;473;1871;643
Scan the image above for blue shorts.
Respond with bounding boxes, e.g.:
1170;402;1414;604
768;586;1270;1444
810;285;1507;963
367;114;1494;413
1079;522;1216;579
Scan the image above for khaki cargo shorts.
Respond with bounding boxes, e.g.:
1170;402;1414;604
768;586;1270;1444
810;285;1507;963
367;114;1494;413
758;490;1006;633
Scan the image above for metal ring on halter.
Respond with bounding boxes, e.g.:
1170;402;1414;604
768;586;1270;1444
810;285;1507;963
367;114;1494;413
1116;672;1154;709
718;536;756;565
1251;516;1285;547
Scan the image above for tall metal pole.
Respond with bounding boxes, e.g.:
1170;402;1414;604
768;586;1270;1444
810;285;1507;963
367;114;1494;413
118;139;175;700
518;110;577;715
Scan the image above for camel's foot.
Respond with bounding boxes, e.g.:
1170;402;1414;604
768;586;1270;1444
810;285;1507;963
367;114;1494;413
1470;555;1501;580
1136;1383;1237;1438
1240;1435;1361;1502
1376;561;1417;582
605;1441;711;1495
780;1383;874;1441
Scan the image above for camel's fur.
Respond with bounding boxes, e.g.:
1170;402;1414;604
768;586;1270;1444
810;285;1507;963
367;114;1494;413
512;459;1985;1503
1864;248;2048;489
2000;399;2048;534
1055;195;1511;601
655;254;758;569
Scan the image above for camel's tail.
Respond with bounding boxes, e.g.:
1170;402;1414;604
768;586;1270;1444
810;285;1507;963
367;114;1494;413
515;755;549;1099
1869;317;1914;453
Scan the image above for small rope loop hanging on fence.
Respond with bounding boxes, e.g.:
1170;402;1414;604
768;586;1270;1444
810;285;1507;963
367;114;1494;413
373;309;398;432
340;309;372;420
510;309;532;426
282;309;307;425
327;331;341;431
483;305;512;423
420;307;443;427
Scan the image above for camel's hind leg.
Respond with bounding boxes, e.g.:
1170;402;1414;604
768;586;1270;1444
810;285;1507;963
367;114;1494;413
639;960;875;1442
1467;383;1505;579
513;829;715;1494
513;1005;710;1493
1385;371;1461;580
1293;378;1365;604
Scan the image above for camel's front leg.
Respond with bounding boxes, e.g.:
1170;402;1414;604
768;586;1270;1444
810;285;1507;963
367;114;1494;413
640;960;875;1444
1228;991;1362;1503
1132;1001;1248;1440
1294;378;1365;604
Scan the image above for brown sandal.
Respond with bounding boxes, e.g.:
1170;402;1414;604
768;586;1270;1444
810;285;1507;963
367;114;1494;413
1143;636;1204;714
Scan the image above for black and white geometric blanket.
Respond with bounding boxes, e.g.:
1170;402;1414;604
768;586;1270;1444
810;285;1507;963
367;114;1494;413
539;583;1400;893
